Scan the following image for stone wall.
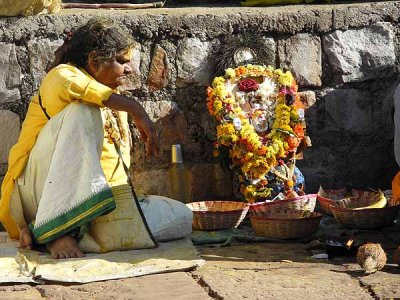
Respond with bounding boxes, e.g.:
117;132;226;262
1;1;400;200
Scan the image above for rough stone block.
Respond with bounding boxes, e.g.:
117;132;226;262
132;168;170;197
322;22;395;83
278;34;322;87
0;110;20;164
190;163;234;201
259;37;276;67
332;2;400;31
323;88;373;135
141;100;177;122
0;43;21;103
159;40;178;86
27;38;63;90
147;44;170;92
155;108;188;152
132;162;233;201
176;37;214;87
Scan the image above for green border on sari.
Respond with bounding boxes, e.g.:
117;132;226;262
30;188;115;244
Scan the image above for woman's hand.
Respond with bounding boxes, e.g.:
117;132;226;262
135;118;160;157
104;93;160;157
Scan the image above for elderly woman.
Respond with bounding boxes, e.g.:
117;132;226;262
0;18;191;259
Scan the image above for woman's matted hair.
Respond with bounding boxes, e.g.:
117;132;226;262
50;17;135;69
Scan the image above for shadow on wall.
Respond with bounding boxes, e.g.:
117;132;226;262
297;76;399;193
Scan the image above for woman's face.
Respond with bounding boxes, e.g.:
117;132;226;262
89;49;133;90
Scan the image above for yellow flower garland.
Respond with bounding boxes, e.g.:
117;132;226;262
207;64;305;202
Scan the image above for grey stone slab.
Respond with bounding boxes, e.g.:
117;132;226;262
33;272;210;300
176;37;215;87
0;43;21;103
322;22;395;83
332;2;400;30
279;33;322;87
195;243;372;300
323;88;373;135
27;38;63;90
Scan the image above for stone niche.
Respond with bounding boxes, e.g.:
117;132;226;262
0;1;399;199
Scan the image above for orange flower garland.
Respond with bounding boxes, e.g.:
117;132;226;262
207;65;306;202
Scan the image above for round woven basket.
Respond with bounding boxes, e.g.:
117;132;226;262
250;210;322;239
317;195;338;215
317;189;381;216
317;187;347;215
250;194;317;215
186;201;249;231
330;198;400;229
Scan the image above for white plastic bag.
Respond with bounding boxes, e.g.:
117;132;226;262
139;195;193;242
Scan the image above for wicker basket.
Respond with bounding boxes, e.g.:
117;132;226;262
317;188;382;215
250;194;317;215
317;187;347;215
316;195;340;215
330;197;400;229
250;210;322;239
186;201;249;231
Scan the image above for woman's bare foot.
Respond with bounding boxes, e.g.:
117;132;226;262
19;227;33;250
47;235;85;259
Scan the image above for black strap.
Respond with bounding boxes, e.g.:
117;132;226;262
113;143;136;195
113;142;158;246
38;92;51;120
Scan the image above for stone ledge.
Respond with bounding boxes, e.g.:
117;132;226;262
0;1;399;42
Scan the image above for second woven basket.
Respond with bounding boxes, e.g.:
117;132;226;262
250;210;322;239
186;201;249;231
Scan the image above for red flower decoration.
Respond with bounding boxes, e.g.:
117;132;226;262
238;78;259;92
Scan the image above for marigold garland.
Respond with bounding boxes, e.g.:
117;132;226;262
207;64;306;202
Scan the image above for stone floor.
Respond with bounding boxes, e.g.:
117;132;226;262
0;230;399;300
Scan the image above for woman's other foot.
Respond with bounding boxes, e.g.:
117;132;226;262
19;227;33;250
47;235;85;259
